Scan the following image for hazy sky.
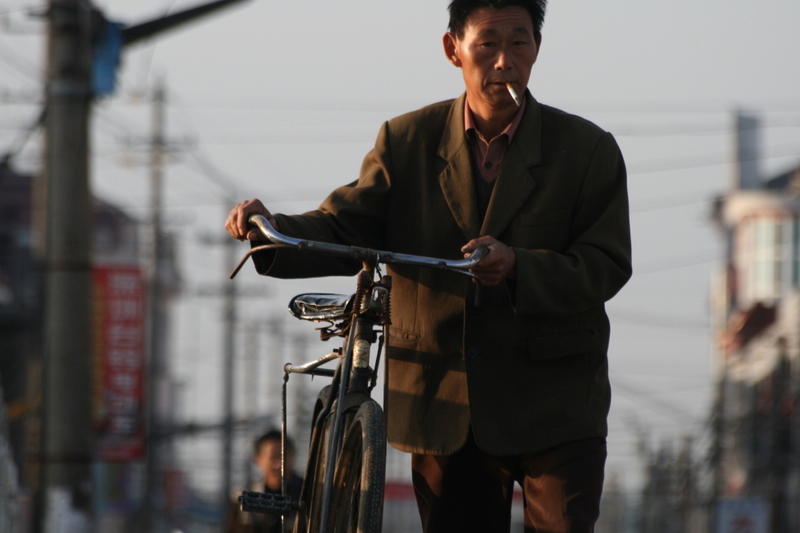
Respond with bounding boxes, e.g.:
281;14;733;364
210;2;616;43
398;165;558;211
3;0;800;493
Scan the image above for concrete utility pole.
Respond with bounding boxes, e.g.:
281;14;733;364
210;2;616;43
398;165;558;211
243;323;260;424
141;80;168;533
222;208;237;516
40;0;94;530
36;1;249;530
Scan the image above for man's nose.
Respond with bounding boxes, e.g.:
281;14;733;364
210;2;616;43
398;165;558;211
494;46;513;70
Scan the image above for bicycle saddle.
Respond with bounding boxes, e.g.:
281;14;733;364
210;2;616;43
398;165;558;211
288;293;354;322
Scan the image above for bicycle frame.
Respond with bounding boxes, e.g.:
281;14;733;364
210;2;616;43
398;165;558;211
232;215;487;532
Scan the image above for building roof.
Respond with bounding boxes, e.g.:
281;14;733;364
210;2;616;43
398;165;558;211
763;164;800;194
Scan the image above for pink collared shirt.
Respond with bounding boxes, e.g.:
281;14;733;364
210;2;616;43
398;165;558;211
464;94;527;184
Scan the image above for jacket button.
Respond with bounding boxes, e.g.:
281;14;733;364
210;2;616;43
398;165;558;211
467;348;478;359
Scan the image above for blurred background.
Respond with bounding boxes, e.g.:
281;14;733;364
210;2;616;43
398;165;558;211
1;0;800;532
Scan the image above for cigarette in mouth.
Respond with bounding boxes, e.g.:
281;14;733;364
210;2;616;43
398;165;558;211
505;83;522;107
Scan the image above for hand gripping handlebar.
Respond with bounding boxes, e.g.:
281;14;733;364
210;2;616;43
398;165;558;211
229;214;489;282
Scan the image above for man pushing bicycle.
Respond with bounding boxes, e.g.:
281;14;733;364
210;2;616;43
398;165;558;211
225;1;631;531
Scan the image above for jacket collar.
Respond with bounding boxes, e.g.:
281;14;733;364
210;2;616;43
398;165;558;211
437;91;542;241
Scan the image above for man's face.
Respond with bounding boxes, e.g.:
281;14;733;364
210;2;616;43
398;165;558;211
444;7;541;112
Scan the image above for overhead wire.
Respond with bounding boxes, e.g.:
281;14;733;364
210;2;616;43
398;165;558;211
0;3;47;17
1;106;44;164
610;377;711;429
611;308;709;330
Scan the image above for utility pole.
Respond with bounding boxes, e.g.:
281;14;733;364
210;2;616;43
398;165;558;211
36;2;250;529
267;318;286;412
195;222;271;524
191;267;270;523
40;0;94;530
291;333;312;469
141;79;168;533
222;206;237;517
239;322;260;487
243;323;260;424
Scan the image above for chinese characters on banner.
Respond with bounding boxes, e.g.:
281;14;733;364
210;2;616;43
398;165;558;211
93;267;146;461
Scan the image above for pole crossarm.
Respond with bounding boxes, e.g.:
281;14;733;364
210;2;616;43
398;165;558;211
121;0;249;46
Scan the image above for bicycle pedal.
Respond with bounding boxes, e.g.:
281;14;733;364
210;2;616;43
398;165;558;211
238;490;299;515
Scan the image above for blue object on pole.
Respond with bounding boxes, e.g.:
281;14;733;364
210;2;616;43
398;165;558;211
92;21;124;96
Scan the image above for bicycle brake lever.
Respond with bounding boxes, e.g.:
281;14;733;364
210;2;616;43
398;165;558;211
229;254;249;279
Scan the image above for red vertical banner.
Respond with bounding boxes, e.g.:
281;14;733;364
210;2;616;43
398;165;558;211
93;266;146;461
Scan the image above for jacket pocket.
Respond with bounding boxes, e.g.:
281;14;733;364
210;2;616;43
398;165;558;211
527;329;603;361
388;327;421;346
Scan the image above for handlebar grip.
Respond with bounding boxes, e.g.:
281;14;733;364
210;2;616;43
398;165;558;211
468;245;489;265
248;214;284;244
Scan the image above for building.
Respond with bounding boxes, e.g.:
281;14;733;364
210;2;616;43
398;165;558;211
0;162;42;501
710;112;800;533
0;161;184;532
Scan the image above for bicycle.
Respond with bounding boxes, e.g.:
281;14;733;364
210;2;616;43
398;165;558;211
230;214;487;533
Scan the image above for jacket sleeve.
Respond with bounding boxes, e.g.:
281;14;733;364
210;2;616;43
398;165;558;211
252;122;394;279
511;131;632;317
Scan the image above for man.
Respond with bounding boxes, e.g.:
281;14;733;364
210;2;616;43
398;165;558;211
225;1;631;531
226;430;303;533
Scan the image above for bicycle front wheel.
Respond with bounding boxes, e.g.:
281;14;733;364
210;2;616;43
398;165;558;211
328;399;386;533
294;385;333;533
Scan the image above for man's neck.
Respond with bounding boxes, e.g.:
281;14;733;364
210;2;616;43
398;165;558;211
469;100;520;140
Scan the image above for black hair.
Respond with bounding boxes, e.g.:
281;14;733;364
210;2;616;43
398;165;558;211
447;0;547;38
253;429;295;455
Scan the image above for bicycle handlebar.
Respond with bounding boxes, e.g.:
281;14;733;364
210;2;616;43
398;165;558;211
229;214;489;280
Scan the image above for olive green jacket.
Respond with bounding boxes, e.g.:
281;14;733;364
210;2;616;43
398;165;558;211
256;92;631;456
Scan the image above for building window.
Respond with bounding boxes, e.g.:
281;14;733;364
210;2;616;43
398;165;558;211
793;218;799;288
751;218;782;302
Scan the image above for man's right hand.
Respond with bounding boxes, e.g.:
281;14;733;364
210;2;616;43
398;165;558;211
225;199;279;241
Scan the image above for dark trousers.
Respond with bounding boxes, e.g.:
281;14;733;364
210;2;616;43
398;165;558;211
411;434;606;533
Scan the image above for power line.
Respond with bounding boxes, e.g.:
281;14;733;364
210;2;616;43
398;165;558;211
611;308;709;330
623;245;720;277
152;94;800;116
611;376;710;428
0;3;47;17
628;143;800;176
0;32;43;83
1;105;43;163
610;117;800;138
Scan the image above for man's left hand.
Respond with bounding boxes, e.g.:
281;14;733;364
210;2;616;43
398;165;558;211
461;236;516;286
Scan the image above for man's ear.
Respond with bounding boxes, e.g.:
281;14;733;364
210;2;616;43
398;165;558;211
442;32;462;67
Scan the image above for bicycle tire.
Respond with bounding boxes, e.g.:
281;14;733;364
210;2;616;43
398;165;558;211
328;399;386;533
293;385;333;533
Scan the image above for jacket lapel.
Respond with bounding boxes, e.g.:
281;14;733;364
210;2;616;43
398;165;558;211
437;94;481;241
480;94;543;237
